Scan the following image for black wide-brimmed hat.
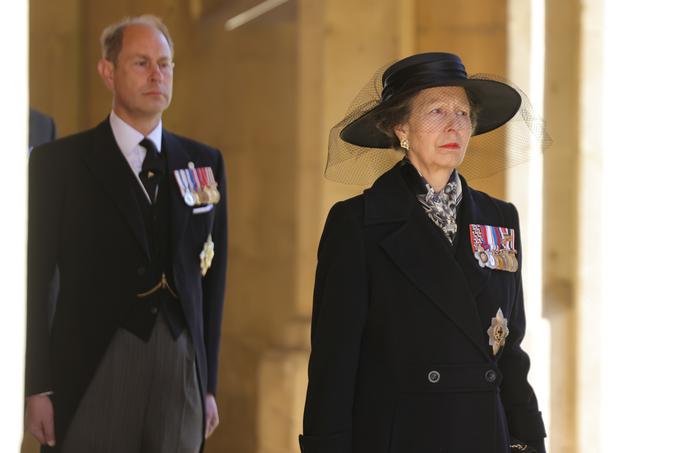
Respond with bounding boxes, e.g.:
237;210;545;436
325;52;549;185
340;52;522;148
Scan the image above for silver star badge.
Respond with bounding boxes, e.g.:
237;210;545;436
487;308;510;355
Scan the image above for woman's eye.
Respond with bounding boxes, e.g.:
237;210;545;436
456;110;469;117
430;108;443;114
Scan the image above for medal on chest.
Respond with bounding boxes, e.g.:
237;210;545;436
487;308;510;356
469;224;518;272
174;162;221;207
200;234;215;276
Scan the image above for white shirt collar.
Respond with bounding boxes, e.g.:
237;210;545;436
109;111;163;175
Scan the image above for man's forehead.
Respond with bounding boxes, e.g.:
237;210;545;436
121;24;172;53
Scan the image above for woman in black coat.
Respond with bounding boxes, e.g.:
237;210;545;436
300;53;546;453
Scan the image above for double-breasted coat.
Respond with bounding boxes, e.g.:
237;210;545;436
301;162;545;453
25;119;228;451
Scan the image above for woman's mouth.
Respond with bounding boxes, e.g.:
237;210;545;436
440;143;460;149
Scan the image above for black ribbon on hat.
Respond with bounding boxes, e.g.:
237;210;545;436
381;56;469;103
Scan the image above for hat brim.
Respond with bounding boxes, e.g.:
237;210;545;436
340;78;521;149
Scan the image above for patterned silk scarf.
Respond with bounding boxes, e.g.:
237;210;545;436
416;170;463;244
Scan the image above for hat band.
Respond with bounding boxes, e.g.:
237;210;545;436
381;59;469;102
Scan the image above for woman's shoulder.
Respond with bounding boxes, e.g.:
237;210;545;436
464;183;520;226
326;194;366;226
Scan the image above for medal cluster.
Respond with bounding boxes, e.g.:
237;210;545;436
174;162;220;207
469;224;518;272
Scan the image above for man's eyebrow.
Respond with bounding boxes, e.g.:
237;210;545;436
130;54;172;60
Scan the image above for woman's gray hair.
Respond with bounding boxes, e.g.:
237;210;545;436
100;15;174;64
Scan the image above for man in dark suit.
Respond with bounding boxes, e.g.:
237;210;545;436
25;15;227;453
29;108;57;150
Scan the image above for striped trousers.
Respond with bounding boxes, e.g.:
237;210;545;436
61;316;203;453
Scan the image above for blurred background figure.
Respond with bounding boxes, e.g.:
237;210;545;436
28;108;56;151
24;14;227;453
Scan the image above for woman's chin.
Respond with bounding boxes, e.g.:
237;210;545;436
435;155;465;172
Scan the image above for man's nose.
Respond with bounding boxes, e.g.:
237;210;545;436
149;64;165;80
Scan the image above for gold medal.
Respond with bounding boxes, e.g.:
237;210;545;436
508;251;518;272
198;189;210;205
496;251;506;270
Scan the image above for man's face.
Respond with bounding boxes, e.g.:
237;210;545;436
101;24;174;123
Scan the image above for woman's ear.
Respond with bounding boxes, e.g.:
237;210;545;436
394;123;409;142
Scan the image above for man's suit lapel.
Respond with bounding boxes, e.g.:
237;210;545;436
163;131;192;263
82;120;150;260
367;166;490;360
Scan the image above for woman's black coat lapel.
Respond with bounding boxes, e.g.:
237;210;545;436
365;165;490;360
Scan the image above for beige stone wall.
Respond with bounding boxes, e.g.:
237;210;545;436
544;1;581;451
415;0;509;199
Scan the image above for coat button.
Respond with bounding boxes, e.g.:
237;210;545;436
137;266;146;276
150;306;159;315
485;369;497;383
427;370;441;384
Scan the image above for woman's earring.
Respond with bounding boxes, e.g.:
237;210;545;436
400;138;410;150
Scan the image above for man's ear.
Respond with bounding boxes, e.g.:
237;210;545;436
97;58;115;91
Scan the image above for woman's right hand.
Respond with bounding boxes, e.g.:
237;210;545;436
25;394;56;447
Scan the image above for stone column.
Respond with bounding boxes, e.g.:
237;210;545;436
256;2;408;451
544;0;581;451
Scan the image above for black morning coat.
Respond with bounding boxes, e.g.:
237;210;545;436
25;119;228;452
301;162;546;453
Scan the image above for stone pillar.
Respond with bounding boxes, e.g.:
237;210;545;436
416;0;509;198
544;0;581;451
256;2;409;451
575;1;602;451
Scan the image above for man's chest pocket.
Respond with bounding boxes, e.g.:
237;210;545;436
189;205;215;243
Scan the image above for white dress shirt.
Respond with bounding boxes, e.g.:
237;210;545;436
109;111;163;202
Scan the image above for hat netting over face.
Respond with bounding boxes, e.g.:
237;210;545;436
324;65;551;186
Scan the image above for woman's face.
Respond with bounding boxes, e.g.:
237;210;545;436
395;86;473;175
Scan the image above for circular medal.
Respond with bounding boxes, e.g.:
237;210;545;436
210;188;221;204
476;249;489;268
183;191;195;206
198;189;210;205
510;253;519;272
487;253;497;269
496;251;505;270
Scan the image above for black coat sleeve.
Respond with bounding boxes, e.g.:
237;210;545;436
300;201;368;453
25;145;64;396
202;150;228;395
498;204;546;452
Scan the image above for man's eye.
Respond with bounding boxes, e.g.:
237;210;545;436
456;110;469;117
135;60;148;67
430;108;443;114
